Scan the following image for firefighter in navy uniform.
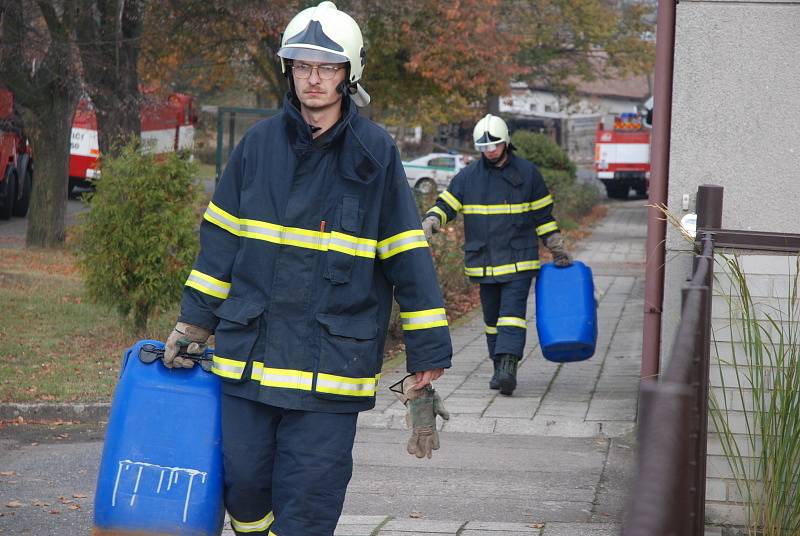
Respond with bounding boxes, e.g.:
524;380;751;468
162;3;452;535
422;114;571;396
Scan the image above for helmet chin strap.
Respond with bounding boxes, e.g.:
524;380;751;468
486;146;508;166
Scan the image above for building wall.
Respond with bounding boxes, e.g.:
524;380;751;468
664;0;800;527
498;87;644;118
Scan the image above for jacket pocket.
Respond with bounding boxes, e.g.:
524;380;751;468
325;196;363;285
314;313;379;401
463;240;486;270
211;297;265;383
510;235;537;264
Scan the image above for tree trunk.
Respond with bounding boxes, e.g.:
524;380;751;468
78;0;143;157
25;96;76;248
95;95;141;156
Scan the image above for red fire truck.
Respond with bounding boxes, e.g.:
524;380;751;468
593;111;651;199
69;91;197;193
0;87;33;220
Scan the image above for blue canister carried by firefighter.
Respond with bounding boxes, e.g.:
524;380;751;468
535;261;597;363
93;340;224;536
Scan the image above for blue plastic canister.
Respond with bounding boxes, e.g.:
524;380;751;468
535;261;598;363
93;340;224;536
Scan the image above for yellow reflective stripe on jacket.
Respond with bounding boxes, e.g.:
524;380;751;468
230;511;275;533
204;201;241;235
316;373;380;396
400;308;448;330
462;202;533;215
185;269;231;299
249;364;380;397
429;206;448;225
204;202;377;258
211;355;246;380
377;230;428;259
458;195;553;216
251;363;313;391
497;316;527;329
464;260;541;277
439;190;462;212
536;221;559;236
530;194;554;211
485;324;498;335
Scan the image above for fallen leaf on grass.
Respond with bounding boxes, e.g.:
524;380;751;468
72;493;87;499
5;501;23;508
0;471;15;477
49;510;60;515
68;504;81;510
408;511;424;518
528;523;545;529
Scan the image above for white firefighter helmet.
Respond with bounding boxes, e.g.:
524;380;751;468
473;114;510;152
278;1;370;106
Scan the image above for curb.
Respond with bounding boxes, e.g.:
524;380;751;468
0;402;110;423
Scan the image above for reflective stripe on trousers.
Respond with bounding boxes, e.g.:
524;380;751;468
479;277;534;360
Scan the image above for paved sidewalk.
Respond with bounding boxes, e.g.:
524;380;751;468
237;200;647;536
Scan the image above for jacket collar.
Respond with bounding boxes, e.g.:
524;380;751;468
284;92;356;153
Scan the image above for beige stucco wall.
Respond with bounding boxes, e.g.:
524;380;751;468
662;0;800;370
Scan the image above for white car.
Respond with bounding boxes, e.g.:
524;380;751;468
402;153;471;194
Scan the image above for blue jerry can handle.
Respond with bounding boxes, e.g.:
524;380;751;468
138;342;214;372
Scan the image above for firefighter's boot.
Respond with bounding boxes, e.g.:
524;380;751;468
489;359;500;390
497;354;519;396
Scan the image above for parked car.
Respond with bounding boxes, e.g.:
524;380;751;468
403;152;471;194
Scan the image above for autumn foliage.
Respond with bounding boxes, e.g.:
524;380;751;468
140;0;654;127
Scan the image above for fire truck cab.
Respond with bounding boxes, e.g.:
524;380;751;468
0;87;33;220
594;110;651;199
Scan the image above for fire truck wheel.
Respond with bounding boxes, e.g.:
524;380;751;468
12;167;31;217
605;184;630;200
1;169;16;220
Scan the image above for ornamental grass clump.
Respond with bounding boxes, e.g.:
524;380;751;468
709;254;800;535
75;142;200;332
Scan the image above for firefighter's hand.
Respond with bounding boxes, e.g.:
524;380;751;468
422;215;441;241
544;232;572;268
405;386;449;459
164;322;211;368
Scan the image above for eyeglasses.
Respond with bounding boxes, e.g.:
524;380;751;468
292;63;343;80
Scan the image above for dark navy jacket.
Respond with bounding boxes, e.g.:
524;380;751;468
180;95;452;413
426;154;559;284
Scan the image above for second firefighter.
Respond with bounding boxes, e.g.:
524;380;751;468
422;114;572;396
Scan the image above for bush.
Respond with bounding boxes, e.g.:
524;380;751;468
511;130;576;175
540;168;600;228
75;142;201;331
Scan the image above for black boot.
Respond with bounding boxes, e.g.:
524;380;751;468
497;354;519;396
489;359;500;390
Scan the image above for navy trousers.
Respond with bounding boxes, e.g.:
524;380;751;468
221;394;358;536
479;277;534;362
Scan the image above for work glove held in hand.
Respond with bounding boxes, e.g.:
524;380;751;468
544;232;572;267
421;215;441;241
164;321;211;369
404;385;450;459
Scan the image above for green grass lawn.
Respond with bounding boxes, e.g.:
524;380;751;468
0;248;176;402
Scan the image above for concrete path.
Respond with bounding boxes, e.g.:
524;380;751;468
0;199;650;535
